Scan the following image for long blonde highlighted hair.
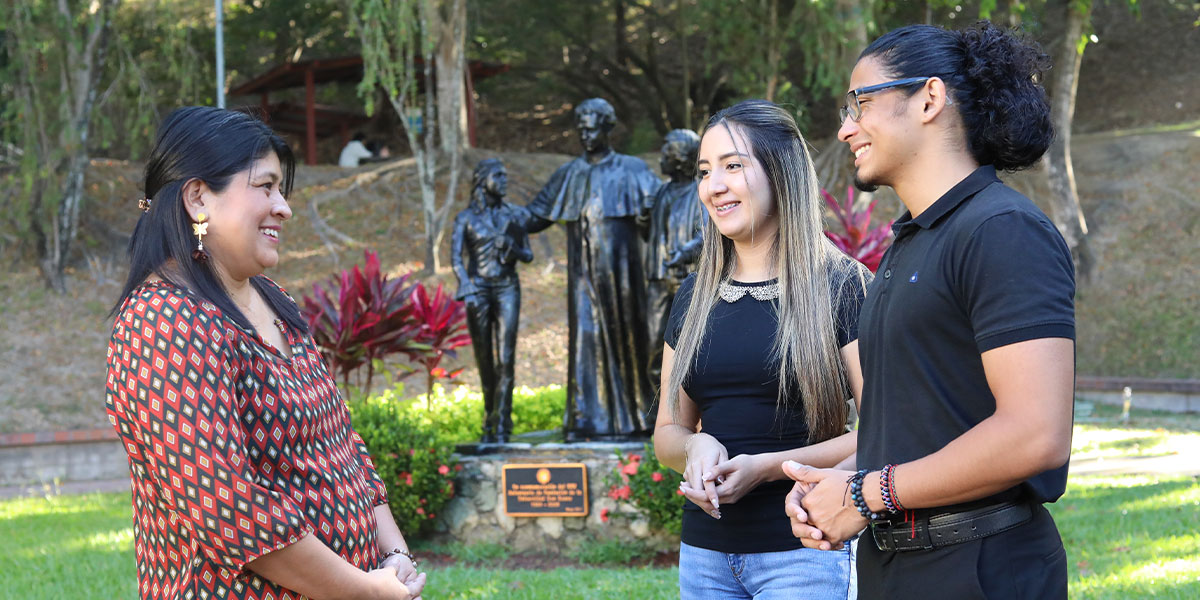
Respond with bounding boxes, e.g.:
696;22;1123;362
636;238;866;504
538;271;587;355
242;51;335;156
665;100;868;444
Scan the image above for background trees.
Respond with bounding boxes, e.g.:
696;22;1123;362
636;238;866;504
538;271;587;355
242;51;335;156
1;0;1195;290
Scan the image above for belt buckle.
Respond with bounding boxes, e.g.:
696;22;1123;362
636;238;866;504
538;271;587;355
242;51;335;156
871;517;934;552
869;520;895;551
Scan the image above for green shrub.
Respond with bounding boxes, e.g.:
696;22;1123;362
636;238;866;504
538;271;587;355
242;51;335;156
347;394;459;539
605;444;685;535
346;383;565;538
355;382;565;444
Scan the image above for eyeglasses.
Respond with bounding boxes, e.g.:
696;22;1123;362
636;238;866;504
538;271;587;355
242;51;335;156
839;77;931;123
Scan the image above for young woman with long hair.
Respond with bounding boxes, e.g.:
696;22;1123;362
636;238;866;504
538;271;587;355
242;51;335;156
654;99;870;599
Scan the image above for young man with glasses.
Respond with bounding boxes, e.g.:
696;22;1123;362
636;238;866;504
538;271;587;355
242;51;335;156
783;22;1075;599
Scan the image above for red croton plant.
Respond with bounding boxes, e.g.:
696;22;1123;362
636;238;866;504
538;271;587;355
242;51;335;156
822;186;894;273
300;250;469;393
408;281;471;407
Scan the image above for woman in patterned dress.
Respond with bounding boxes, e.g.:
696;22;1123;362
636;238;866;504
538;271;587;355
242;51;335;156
106;106;424;599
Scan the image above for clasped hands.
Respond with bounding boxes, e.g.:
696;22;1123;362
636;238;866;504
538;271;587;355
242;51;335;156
678;436;869;551
379;552;426;600
677;433;769;519
782;461;869;551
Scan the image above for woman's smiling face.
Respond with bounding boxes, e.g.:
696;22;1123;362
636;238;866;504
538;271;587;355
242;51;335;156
201;151;292;281
696;123;777;245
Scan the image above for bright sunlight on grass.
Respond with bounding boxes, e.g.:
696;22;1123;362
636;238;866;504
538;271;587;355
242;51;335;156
1049;475;1200;600
3;448;1197;599
0;492;136;599
1072;404;1200;461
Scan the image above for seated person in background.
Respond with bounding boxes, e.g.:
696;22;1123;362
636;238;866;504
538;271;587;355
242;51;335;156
366;140;392;161
338;132;374;167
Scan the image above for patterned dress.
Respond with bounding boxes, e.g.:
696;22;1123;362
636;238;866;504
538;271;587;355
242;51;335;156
105;280;389;599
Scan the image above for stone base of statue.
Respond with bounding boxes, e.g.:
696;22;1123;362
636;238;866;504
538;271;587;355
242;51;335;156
430;436;676;553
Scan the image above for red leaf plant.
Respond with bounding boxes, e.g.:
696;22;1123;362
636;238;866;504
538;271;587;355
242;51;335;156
822;186;894;273
408;282;470;409
300;250;423;389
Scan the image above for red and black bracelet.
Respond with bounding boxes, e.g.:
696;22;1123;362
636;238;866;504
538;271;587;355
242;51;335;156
880;463;903;514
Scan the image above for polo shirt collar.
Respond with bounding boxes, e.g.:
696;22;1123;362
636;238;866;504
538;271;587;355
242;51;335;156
892;165;1001;233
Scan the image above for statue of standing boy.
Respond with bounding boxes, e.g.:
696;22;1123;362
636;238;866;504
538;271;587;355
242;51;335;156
641;129;705;388
452;159;533;444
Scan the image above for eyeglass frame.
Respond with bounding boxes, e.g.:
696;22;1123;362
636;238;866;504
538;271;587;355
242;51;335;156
839;77;932;123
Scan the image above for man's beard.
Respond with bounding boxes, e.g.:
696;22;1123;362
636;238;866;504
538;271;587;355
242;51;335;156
853;172;879;193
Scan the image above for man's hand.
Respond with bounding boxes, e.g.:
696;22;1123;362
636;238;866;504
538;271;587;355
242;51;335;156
784;480;841;550
783;461;868;547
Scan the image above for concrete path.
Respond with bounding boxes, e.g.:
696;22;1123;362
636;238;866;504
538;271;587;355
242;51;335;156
1069;452;1200;478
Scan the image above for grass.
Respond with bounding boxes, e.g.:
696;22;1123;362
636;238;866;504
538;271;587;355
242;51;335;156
0;492;136;599
1049;475;1200;600
5;478;1197;599
2;406;1196;599
1072;404;1200;461
421;566;677;599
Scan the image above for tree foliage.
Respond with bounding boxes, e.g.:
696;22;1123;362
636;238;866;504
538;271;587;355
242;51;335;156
349;0;467;272
1;0;122;291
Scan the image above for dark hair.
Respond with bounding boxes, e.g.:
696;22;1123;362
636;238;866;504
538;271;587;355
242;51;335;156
860;21;1053;171
663;128;700;155
112;106;307;335
575;98;617;130
470;158;506;210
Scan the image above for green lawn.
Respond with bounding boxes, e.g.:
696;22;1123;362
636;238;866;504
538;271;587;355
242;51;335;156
1049;475;1200;600
0;492;137;599
4;405;1197;600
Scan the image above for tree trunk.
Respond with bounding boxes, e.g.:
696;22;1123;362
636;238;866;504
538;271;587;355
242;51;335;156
39;0;120;293
764;0;780;101
1044;0;1096;284
433;0;467;155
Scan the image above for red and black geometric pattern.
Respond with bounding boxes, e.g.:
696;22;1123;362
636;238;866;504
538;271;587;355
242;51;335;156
106;280;390;599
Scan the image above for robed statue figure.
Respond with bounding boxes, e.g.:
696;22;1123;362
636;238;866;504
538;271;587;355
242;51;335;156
525;98;662;441
640;129;705;389
452;159;533;444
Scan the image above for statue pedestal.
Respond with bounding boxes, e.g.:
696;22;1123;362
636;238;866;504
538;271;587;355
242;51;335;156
432;442;677;553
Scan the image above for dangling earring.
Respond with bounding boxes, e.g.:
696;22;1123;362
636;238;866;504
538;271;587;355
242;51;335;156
192;212;210;262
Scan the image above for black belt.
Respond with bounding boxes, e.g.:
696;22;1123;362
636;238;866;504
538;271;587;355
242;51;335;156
870;501;1033;552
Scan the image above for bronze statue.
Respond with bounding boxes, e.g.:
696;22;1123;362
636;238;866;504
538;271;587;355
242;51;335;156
452;159;533;444
641;129;705;388
525;98;662;441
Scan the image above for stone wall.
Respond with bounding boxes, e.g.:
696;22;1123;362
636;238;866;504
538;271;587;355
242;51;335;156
431;442;678;553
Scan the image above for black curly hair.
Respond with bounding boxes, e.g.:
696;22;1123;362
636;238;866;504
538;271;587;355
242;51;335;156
860;21;1054;171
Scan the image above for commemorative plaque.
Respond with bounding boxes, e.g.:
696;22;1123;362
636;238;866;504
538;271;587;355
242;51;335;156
502;463;588;517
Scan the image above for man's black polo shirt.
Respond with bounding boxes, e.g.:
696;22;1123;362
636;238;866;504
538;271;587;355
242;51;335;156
857;165;1075;508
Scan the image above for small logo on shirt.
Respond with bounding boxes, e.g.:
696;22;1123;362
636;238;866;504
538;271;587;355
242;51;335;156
909;271;919;283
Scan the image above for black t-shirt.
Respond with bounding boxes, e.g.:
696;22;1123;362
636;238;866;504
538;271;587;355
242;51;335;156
665;270;865;553
857;165;1076;511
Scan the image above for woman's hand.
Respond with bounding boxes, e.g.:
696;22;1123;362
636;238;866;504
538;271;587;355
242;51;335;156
679;432;728;518
380;554;425;598
700;453;768;505
364;566;416;599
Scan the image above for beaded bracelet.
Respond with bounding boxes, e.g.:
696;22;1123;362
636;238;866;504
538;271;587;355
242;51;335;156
883;463;906;512
381;547;418;568
849;469;882;521
879;463;898;513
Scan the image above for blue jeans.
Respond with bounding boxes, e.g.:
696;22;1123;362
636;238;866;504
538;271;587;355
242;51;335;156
679;541;855;600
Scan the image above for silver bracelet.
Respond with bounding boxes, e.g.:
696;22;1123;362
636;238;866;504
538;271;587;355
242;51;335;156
683;432;704;459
